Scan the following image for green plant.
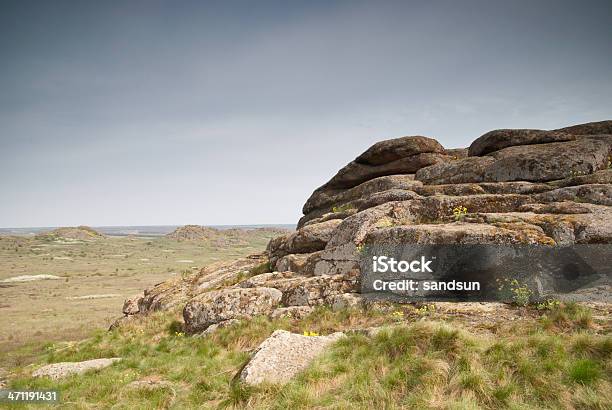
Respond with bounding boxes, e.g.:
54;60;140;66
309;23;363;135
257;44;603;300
452;206;468;221
537;299;561;311
249;261;271;276
416;304;436;315
497;278;533;306
568;359;601;385
180;269;192;280
391;311;404;320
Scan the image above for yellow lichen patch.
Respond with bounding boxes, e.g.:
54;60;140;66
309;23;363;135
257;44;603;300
491;222;557;245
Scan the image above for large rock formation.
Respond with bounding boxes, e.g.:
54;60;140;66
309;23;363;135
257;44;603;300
115;120;612;334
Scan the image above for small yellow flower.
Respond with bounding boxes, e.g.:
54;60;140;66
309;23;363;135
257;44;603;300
452;206;468;221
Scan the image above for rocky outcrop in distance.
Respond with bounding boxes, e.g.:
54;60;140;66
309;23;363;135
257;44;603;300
36;226;106;241
115;120;612;336
166;225;221;241
165;225;292;246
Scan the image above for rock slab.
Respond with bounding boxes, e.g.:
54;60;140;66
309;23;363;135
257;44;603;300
32;358;121;380
239;330;344;385
183;287;282;333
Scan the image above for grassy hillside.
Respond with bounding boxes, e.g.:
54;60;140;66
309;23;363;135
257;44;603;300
4;303;610;409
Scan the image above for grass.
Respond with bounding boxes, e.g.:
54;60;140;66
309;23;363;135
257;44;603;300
4;303;611;409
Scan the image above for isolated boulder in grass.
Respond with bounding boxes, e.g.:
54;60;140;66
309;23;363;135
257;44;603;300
32;358;121;380
183;287;282;334
239;330;344;385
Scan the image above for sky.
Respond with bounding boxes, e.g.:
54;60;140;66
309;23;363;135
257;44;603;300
1;0;611;228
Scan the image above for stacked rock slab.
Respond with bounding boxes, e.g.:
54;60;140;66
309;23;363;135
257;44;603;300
116;121;612;334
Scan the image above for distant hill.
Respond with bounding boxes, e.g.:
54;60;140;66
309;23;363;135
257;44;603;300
35;226;105;241
166;225;290;243
165;225;219;241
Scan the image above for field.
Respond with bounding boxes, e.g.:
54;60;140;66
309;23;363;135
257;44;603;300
0;231;278;365
1;232;611;409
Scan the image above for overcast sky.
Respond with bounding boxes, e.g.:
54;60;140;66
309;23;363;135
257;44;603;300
1;0;611;228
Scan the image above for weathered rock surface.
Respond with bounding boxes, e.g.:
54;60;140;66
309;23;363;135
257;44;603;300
275;252;321;275
365;222;555;245
483;139;610;182
279;274;359;306
555;120;612;135
415;157;496;184
237;271;296;288
32;358;121;380
534;184;612;206
303;174;421;216
131;254;270;315
183;287;282;333
270;306;315;319
355;136;445;165
122;295;142;315
239;330;344;385
445;147;468;159
196;319;240;336
324;153;449;190
268;220;341;263
468;129;575;157
548;169;612;188
194;254;270;291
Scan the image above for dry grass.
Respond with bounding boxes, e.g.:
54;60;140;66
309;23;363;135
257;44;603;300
0;232;278;364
